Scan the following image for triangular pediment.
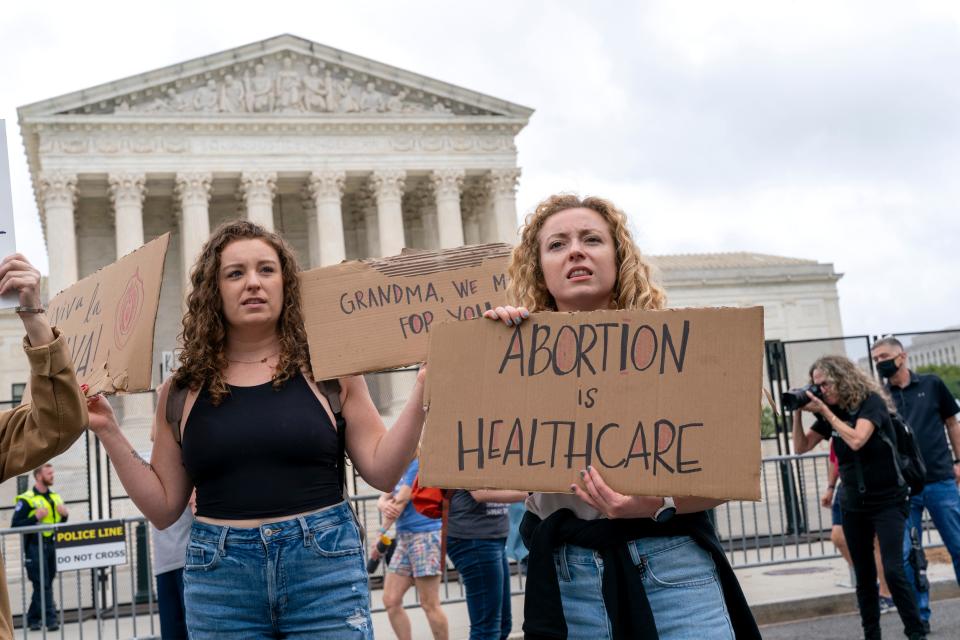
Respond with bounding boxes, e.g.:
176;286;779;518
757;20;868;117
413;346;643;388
19;34;533;121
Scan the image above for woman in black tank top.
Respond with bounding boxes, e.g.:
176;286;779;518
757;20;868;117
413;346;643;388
86;220;428;639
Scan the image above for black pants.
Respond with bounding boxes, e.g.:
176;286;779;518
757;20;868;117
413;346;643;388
156;568;188;639
843;501;924;639
24;542;58;627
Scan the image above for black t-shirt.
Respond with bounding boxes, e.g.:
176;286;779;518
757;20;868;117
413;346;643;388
810;392;907;510
887;372;959;484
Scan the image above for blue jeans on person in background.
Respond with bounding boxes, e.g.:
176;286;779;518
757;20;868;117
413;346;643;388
182;502;372;639
902;478;960;623
554;535;733;640
505;503;529;565
156;568;188;639
446;537;512;640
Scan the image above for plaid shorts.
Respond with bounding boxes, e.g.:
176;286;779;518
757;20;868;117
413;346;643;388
389;530;443;578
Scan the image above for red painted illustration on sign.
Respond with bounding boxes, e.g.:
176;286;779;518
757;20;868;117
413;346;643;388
114;269;144;350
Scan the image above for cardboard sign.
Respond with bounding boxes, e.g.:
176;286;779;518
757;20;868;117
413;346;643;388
419;307;764;501
47;234;170;395
300;244;512;380
55;520;127;571
0;120;17;309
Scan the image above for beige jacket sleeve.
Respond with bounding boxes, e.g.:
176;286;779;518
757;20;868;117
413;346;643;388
0;328;89;639
0;329;89;483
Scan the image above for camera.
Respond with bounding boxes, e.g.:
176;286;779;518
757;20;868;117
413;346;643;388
781;383;823;411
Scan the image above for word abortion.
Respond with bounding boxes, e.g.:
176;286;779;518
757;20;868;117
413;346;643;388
499;319;691;378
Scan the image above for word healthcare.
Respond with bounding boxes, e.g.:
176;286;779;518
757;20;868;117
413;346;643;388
420;307;765;502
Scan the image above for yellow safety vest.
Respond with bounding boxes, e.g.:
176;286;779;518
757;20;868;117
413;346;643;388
14;489;65;538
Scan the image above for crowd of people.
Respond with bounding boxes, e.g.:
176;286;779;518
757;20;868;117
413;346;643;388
1;192;958;640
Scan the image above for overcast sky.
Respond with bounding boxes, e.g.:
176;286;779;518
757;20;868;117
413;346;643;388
2;0;958;337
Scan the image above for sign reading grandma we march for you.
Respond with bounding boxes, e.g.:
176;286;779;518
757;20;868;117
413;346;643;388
300;244;511;379
55;520;127;571
419;307;764;501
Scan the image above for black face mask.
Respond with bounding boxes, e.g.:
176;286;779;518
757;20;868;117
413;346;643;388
876;358;900;379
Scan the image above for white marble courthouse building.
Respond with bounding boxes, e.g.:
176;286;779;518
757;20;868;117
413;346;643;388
1;35;844;413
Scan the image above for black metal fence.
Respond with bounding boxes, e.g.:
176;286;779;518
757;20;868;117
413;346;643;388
1;328;958;635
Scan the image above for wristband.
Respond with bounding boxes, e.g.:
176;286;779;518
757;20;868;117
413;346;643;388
954;459;960;465
827;484;836;490
15;306;45;314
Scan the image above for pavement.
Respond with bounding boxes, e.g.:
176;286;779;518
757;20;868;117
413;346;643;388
11;553;960;639
762;597;960;639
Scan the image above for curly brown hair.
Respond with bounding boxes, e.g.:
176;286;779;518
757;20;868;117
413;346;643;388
173;219;310;405
811;354;895;413
507;194;666;311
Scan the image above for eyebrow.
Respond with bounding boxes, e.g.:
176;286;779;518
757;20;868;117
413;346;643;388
221;259;279;271
543;228;606;241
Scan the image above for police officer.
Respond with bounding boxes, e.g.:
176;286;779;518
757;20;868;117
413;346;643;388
12;463;69;631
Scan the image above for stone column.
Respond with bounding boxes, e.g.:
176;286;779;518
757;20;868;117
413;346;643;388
356;186;379;257
240;171;277;231
108;172;154;426
108;172;146;257
370;169;406;257
301;190;319;268
461;182;486;245
487;168;522;244
431;169;465;249
175;172;212;292
308;170;347;266
38;171;78;296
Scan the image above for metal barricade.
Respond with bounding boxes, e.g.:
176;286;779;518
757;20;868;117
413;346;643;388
0;457;947;638
0;517;158;639
351;492;528;613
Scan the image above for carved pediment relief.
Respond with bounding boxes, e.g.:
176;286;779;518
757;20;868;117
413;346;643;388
59;52;497;118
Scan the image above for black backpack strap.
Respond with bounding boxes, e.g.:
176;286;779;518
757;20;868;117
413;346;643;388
164;381;189;446
874;418;907;488
848;405;868;494
316;378;366;540
316;379;347;493
852;452;867;494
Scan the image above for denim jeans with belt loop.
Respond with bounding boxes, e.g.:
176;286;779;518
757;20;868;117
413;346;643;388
183;502;372;639
552;535;734;640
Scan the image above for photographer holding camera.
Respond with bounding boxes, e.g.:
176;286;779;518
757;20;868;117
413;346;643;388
792;355;924;640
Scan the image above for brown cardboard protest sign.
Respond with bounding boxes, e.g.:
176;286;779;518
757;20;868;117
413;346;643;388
46;234;170;395
300;244;511;380
419;307;764;501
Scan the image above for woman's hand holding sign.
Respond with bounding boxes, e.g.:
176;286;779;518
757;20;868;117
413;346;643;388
572;465;662;519
483;305;529;327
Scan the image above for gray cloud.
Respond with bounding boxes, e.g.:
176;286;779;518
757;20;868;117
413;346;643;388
1;0;957;336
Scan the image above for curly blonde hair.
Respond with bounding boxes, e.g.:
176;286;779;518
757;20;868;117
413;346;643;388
173;220;310;405
811;355;895;413
508;194;666;311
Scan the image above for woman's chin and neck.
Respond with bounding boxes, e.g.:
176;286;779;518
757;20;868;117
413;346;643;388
225;319;281;357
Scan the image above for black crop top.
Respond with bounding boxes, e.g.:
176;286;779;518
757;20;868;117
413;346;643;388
181;372;342;519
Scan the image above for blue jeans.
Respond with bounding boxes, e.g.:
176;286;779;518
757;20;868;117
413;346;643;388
902;479;960;622
505;502;529;564
183;502;372;639
447;537;512;640
554;535;733;640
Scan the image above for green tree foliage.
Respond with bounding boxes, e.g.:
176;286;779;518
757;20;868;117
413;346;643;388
760;405;777;438
916;364;960;398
